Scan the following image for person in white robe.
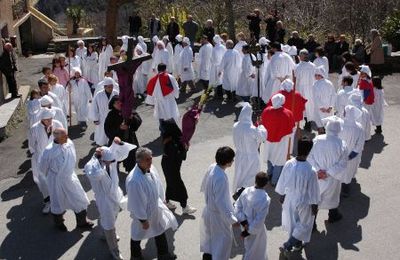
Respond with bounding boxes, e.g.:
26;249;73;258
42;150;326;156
126;147;178;259
261;50;273;103
310;66;336;134
338;105;365;197
162;35;175;72
257;37;270;97
38;78;64;112
98;38;114;80
65;47;81;75
219;40;241;100
237;45;256;102
68;67;92;129
39;95;68;129
89;77;119;146
76;40;87;73
132;46;152;98
313;47;329;78
136;35;147;54
120;35;129;52
209;35;226;99
173;35;184;78
234;172;270;260
264;42;295;102
335;75;355;119
95;76;119;96
234;32;247;57
276;138;320;254
29;108;64;214
307;116;348;225
178;37;195;92
84;44;100;86
200;146;238;260
294;49;316;129
349;92;372;141
85;138;136;260
232;102;267;191
370;77;386;134
337;62;360;89
152;41;171;74
26;89;41;127
198;35;213;90
39;128;92;231
48;74;68;116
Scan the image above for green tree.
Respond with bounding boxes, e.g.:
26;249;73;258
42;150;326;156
66;5;86;35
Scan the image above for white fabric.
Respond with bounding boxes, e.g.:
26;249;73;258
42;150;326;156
95;77;119;96
121;35;129;52
275;158;320;242
280;79;294;92
84;52;99;85
200;164;237;259
69;78;92;122
152;48;171;73
209;43;226;86
39;139;90;214
133;55;152;95
294;61;315;118
126;165;178;240
307;134;348;209
145;73;180;123
313;57;329;78
51;83;68;115
271;93;285;109
45;92;63;112
234;40;247;57
369;88;386;125
232;103;267;190
66;56;81;75
219;49;242;91
85;142;134;230
137;36;148;53
198;42;213;81
337;69;360;89
179;45;194;81
173;44;183;77
261;57;272;102
359;65;372;78
98;45;113;80
165;42;174;73
234;187;270;260
237;54;256;97
263;134;291;166
310;78;336;127
350;93;372;141
89;89;119;145
40;107;68;129
335;85;354;118
26;99;41;127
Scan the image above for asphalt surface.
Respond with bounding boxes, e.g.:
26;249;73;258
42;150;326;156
0;55;399;260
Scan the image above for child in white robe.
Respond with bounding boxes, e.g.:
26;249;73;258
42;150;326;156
370;77;386;134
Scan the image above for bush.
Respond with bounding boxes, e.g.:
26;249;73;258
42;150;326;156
381;9;400;51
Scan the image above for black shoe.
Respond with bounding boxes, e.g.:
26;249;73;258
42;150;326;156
11;94;22;99
56;223;68;232
328;212;343;223
375;126;382;134
157;253;177;260
76;221;94;229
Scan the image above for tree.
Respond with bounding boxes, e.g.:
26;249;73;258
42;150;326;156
106;0;132;45
66;5;86;35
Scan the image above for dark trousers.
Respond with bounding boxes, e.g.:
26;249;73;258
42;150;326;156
202;253;212;260
161;155;188;208
199;79;209;90
2;70;18;96
131;233;169;258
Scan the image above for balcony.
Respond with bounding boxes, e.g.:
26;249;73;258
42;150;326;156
12;0;28;20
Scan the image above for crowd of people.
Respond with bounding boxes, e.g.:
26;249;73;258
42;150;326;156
0;8;386;260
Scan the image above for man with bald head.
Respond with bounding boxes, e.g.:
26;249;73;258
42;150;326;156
0;42;20;98
39;128;93;231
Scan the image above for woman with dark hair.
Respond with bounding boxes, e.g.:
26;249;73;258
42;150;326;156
104;95;141;172
98;37;114;81
160;119;196;214
84;43;99;87
65;46;80;72
313;47;329;78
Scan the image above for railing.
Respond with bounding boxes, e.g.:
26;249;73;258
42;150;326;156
12;0;28;20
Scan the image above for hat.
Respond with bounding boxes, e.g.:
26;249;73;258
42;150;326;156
38;78;48;86
315;66;326;78
101;147;116;162
322;116;343;136
156;40;165;48
344;105;362;121
258;37;270;46
182;37;190;45
39;95;54;106
280;79;294;92
101;77;117;87
349;92;363;108
39;108;55;120
237;102;253;124
77;39;84;45
213;35;222;44
175;34;183;42
72;67;82;75
271;93;286;109
359;65;372;78
137;35;144;42
162;35;169;41
152;35;159;43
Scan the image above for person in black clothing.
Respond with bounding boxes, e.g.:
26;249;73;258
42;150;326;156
104;95;142;172
160;119;197;214
324;35;336;73
246;9;262;41
0;42;21;99
275;21;286;44
148;13;161;38
334;35;350;72
304;34;320;61
202;19;215;44
287;31;304;54
166;17;180;43
129;12;142;37
265;12;278;42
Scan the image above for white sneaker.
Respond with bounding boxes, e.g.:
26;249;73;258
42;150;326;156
166;201;177;210
42;202;51;214
182;205;197;215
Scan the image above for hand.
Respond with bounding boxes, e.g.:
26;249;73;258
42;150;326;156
94;121;100;125
232;222;240;227
317;170;328;180
250;74;256;79
113;137;121;144
142;220;150;230
120;123;128;130
95;147;103;158
348;151;358;160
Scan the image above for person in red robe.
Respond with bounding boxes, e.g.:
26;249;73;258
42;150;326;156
358;65;375;105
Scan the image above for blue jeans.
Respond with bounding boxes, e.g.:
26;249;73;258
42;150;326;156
267;160;283;185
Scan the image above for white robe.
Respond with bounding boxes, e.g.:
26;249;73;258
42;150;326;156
45;92;63;112
84;52;99;85
198;42;213;81
200;164;237;260
232;109;267;190
45;107;68;129
39;139;90;214
173;44;183;77
264;51;295;101
308;134;348;209
337;69;360;89
26;99;41;127
89;89;119;145
263;134;291;166
179;46;194;81
275;158;320;242
219;49;242;92
313;57;329;78
65;56;81;75
209;43;226;87
369;88;385;126
51;83;68;116
294;61;316;119
234;187;270;260
145;73;180;123
98;45;113;80
29;120;63;198
152;48;171;73
126;165;178;240
359;106;372;141
84;142;133;230
237;54;256;97
335;86;354;118
339;119;365;184
69;78;92;122
166;42;174;73
133;58;152;95
261;58;272;102
310;79;337;127
234;40;247;57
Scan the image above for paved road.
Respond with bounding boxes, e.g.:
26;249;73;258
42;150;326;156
1;55;400;260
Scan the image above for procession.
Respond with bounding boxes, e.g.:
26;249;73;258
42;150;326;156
0;3;397;260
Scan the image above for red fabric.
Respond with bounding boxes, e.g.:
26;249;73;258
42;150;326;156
181;105;202;146
358;79;375;105
266;90;307;122
147;72;174;97
261;106;295;142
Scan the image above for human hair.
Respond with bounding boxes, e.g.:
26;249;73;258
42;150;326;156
270;42;281;51
30;89;40;100
108;95;120;110
215;146;235;166
48;74;58;84
315;46;325;57
299;49;309;56
136;147;153;162
42;66;51;74
342;75;353;86
344;62;357;75
66;46;76;57
87;43;96;57
255;172;269;187
157;63;167;72
226;40;234;49
341;51;352;63
372;76;383;89
51;58;60;70
297;137;313;157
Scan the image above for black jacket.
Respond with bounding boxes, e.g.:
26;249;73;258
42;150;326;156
166;22;180;42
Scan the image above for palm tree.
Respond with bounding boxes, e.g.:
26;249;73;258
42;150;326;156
66;5;86;35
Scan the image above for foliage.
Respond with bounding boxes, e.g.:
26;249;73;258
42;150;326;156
160;6;188;34
65;5;86;34
381;9;400;50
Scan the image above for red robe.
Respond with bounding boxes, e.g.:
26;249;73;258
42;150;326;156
147;72;174;97
261;106;295;142
267;90;307;122
358;78;375;105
